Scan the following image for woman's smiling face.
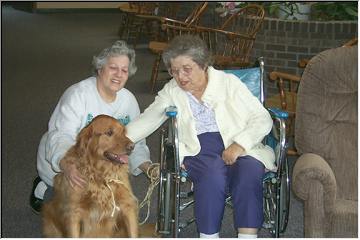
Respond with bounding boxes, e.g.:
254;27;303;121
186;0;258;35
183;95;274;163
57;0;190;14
97;55;130;96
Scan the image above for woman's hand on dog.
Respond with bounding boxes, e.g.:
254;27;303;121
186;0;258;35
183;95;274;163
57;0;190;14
222;143;245;165
139;161;160;180
60;161;87;188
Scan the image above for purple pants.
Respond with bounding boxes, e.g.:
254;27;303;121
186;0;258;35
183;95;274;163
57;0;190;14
183;132;265;234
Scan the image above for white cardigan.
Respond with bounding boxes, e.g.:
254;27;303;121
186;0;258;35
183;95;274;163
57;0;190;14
126;67;275;170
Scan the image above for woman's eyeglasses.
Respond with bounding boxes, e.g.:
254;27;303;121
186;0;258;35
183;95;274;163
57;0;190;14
168;65;194;77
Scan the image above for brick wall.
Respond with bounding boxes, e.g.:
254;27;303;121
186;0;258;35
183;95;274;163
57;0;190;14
254;18;357;95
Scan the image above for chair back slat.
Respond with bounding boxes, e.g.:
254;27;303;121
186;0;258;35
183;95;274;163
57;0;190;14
158;2;208;42
221;4;265;37
161;22;197;42
197;4;264;69
184;2;208;26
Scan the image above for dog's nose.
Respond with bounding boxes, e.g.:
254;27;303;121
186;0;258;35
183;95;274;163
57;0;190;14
126;142;135;153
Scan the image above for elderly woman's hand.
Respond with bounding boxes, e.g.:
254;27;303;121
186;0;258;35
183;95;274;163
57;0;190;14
60;160;87;189
146;163;160;180
222;143;245;165
139;161;160;180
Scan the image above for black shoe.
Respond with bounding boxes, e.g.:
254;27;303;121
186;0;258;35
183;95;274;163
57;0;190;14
29;176;43;214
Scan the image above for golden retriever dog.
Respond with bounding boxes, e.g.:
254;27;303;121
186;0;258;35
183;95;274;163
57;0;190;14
42;115;139;237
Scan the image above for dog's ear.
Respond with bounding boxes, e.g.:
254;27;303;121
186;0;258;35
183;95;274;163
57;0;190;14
75;124;93;155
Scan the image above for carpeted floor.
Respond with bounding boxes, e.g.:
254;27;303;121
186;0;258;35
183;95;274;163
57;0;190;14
1;6;304;238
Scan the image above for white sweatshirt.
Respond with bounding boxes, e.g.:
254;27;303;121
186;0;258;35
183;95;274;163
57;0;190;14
37;76;150;186
126;67;275;170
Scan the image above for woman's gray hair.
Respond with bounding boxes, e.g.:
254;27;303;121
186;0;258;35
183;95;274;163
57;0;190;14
92;40;137;76
162;35;213;70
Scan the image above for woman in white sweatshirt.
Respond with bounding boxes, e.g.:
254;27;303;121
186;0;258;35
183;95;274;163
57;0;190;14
30;40;153;214
126;35;275;238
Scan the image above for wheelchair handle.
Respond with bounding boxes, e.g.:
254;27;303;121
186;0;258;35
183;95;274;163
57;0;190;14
165;106;178;117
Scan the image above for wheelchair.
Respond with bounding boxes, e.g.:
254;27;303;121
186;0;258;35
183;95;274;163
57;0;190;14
156;58;290;238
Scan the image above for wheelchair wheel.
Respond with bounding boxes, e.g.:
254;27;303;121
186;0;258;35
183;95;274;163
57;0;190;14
262;156;290;237
157;128;181;237
157;169;180;237
277;156;290;234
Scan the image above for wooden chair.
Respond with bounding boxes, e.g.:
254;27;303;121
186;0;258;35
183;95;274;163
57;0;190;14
141;2;208;93
197;4;265;69
342;37;358;47
118;2;159;48
265;70;302;155
133;3;181;45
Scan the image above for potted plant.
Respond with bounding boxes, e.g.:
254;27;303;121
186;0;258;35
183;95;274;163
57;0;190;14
266;2;312;21
311;2;357;21
215;1;247;17
264;2;357;21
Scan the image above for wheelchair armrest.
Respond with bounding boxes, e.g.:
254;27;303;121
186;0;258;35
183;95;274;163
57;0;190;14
165;106;178;117
267;107;288;119
269;71;301;83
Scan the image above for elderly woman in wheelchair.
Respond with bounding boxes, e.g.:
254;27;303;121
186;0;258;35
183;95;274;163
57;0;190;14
127;35;289;238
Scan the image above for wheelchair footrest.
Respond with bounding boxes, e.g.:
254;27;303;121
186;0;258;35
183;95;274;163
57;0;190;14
180;191;194;198
263;171;277;183
180;199;195;211
179;218;195;231
262;222;274;229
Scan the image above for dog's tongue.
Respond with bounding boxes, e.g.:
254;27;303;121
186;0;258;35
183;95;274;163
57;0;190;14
115;154;128;164
104;151;129;164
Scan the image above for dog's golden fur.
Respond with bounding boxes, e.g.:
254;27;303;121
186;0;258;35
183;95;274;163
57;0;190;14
42;115;139;237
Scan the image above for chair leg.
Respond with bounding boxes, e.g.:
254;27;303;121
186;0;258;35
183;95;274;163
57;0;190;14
146;21;154;41
118;14;128;38
134;20;156;48
125;15;136;42
145;20;158;41
150;53;161;93
133;22;144;49
286;116;298;155
119;14;132;41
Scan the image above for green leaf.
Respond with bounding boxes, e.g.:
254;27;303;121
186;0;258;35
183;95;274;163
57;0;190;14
344;7;358;17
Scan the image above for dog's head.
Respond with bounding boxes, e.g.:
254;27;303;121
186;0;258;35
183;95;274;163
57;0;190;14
75;115;134;165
